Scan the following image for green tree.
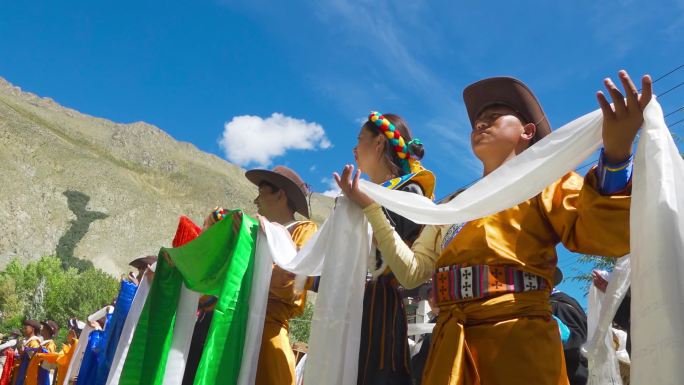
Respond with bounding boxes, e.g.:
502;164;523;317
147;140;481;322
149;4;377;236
0;276;24;330
568;255;617;295
0;256;119;337
289;299;314;344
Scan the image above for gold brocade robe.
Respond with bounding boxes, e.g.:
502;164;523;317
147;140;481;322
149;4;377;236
418;171;630;385
256;221;318;385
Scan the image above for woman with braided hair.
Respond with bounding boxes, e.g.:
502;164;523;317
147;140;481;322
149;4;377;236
335;112;436;385
336;72;648;385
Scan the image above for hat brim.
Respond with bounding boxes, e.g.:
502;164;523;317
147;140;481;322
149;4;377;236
553;268;564;286
246;169;310;218
129;256;157;269
40;322;58;336
23;320;41;330
463;77;551;142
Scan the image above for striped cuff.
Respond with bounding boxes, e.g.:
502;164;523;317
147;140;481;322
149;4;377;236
596;148;633;194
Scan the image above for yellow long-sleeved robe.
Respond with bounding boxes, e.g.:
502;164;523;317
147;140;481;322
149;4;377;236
11;337;41;385
24;340;56;385
33;339;77;385
365;171;631;385
256;221;318;385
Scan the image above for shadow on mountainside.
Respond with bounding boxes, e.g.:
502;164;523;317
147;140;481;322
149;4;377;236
55;190;108;271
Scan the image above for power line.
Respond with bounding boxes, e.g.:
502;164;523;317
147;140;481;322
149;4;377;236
651;64;684;85
576;158;598;172
638;64;684;92
669;118;684;128
659;80;684;98
665;106;684;118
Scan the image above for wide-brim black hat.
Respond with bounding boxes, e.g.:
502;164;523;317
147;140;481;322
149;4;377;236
23;319;41;331
245;165;310;218
463;76;551;142
129;255;157;270
41;320;59;337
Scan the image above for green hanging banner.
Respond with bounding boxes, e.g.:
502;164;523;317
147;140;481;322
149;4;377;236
118;210;259;385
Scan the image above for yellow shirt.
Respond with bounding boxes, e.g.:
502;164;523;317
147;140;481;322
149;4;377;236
364;170;631;289
23;337;41;350
36;339;78;385
266;221;318;323
364;170;631;385
257;220;318;385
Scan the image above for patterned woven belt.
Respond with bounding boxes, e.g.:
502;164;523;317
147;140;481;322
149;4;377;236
432;264;549;304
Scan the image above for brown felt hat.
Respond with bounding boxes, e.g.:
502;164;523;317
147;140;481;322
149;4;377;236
463;77;551;142
23;320;41;331
129;255;157;270
41;320;59;337
245;166;310;218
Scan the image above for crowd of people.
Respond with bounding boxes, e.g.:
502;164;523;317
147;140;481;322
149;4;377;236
0;255;154;385
1;69;650;385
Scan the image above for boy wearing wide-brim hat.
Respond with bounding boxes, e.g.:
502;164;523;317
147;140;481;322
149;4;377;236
338;70;650;384
197;165;317;385
34;320;80;385
20;321;42;350
13;320;42;385
23;320;59;385
38;321;58;354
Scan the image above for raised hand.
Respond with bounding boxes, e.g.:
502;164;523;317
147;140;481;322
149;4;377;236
592;270;609;293
333;164;375;208
597;70;652;164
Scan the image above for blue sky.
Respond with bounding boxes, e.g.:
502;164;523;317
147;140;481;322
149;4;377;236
2;0;683;305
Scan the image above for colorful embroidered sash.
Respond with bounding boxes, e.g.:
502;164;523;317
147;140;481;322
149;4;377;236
433;264;548;304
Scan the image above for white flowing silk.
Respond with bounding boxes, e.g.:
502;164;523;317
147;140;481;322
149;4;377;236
357;98;684;384
629;99;684;384
161;284;200;385
63;324;92;385
269;198;373;385
359;107;605;225
407;323;436;336
236;228;276;385
584;256;631;385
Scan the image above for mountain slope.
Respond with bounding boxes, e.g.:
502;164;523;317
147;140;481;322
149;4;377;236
0;77;333;273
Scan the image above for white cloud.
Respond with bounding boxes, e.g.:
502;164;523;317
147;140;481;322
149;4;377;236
219;113;331;167
321;177;341;197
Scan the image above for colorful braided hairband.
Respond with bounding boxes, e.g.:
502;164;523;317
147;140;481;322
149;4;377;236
368;111;424;174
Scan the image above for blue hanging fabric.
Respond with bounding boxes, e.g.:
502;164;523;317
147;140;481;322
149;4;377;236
94;280;138;385
76;329;105;385
36;346;51;385
14;347;39;385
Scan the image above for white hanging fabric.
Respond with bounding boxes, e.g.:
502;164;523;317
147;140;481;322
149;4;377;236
583;256;631;385
161;283;200;385
268;198;373;385
235;226;276;385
